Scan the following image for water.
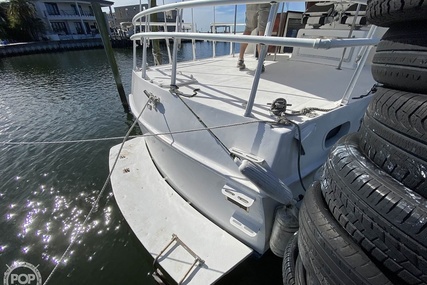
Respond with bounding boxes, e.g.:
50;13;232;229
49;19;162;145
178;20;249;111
0;42;282;285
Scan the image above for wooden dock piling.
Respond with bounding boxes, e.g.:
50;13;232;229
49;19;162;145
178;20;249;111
92;1;129;113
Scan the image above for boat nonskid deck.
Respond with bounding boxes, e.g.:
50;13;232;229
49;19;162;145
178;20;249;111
141;53;375;122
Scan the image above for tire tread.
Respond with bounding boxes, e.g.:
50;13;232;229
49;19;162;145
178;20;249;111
321;135;427;284
367;0;427;27
298;182;392;285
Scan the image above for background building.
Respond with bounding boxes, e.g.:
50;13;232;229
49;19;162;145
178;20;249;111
111;4;177;36
32;0;113;40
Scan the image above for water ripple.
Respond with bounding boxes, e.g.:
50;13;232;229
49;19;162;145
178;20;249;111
0;44;230;284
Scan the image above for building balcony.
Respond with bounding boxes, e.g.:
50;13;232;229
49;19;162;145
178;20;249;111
45;9;95;19
47;33;101;41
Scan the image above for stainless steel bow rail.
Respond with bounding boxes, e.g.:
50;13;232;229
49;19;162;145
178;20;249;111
130;0;380;117
152;234;205;285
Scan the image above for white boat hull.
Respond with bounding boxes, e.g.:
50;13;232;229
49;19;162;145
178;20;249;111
110;2;385;280
127;51;374;253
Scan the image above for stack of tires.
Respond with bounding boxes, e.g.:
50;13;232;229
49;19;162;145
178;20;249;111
283;0;427;284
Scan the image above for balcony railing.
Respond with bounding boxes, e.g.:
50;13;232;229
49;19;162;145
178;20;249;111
47;9;94;17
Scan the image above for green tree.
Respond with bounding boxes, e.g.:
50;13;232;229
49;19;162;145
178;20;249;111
0;3;8;39
7;0;45;41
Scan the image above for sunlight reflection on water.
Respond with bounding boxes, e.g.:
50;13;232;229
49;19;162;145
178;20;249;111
0;48;155;284
0;43;242;285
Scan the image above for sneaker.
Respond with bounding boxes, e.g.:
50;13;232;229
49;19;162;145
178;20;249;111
261;64;265;73
237;59;245;70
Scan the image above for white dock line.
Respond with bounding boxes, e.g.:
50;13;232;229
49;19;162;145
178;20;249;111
1;119;274;146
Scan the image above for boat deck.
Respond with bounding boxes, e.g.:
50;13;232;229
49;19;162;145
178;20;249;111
110;137;253;285
142;52;375;122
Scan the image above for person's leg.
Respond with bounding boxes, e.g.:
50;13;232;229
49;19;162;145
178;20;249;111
238;30;251;61
257;3;270;36
256;4;271;72
238;4;257;69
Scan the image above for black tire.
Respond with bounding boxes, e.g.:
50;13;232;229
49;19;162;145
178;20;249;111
359;121;427;196
359;88;427;196
301;256;321;285
322;134;427;284
298;182;392;285
371;24;427;94
366;87;427;149
366;0;427;27
283;232;299;285
381;22;427;43
294;256;307;285
359;120;427;196
294;255;320;285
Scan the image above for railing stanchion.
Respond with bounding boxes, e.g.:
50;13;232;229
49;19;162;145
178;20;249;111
231;5;237;56
337;3;361;70
171;8;181;86
244;2;279;117
355;23;376;63
274;2;286;60
133;38;137;70
341;25;378;105
142;36;148;79
162;0;172;64
191;6;196;60
213;6;216;58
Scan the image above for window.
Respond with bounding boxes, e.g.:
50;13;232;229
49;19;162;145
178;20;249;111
70;4;78;15
71;4;84;15
45;3;59;15
84;22;90;33
74;22;84;34
51;22;68;34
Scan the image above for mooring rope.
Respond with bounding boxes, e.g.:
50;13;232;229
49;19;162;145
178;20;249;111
2;136;138;145
11;97;311;284
40;104;276;284
1;120;273;146
42;96;153;285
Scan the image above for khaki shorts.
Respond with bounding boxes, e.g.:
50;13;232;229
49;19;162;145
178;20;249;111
245;4;271;33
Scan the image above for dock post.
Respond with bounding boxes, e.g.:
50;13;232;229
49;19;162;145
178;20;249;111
91;2;129;113
150;0;162;65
